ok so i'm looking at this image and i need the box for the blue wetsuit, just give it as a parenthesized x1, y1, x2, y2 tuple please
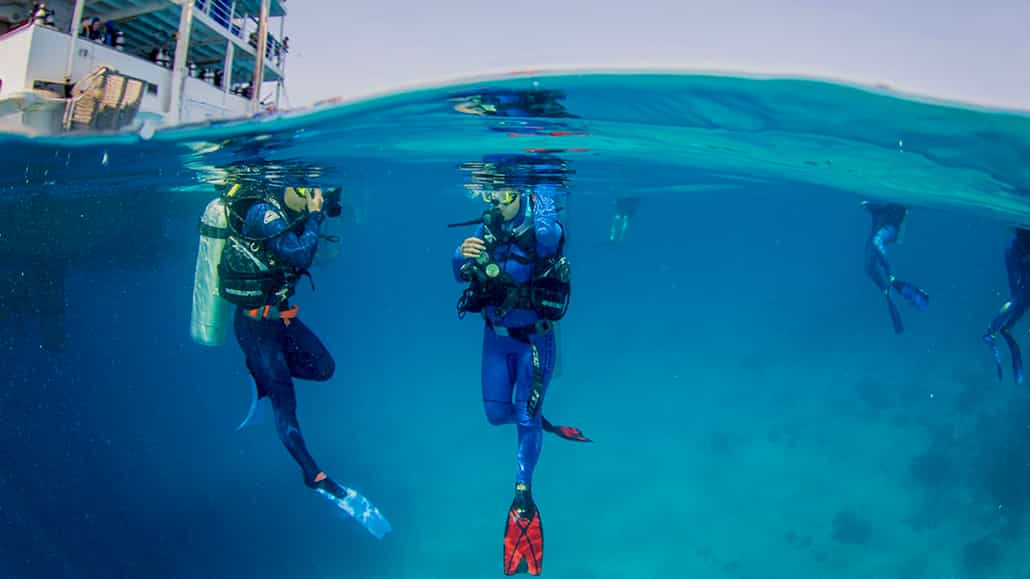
(862, 201, 929, 333)
(233, 200, 334, 485)
(984, 228, 1030, 384)
(453, 189, 563, 487)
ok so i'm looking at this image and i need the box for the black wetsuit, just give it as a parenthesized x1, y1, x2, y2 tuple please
(233, 200, 334, 485)
(984, 228, 1030, 384)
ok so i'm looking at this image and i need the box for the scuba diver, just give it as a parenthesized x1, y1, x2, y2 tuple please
(451, 176, 591, 576)
(861, 200, 929, 333)
(189, 183, 389, 539)
(451, 88, 577, 119)
(451, 89, 587, 140)
(983, 227, 1030, 384)
(609, 196, 640, 244)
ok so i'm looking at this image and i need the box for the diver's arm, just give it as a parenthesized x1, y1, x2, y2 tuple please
(532, 189, 562, 256)
(453, 224, 485, 282)
(253, 205, 324, 270)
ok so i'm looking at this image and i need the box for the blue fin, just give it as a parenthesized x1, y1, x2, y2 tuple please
(892, 280, 929, 312)
(237, 382, 271, 431)
(314, 479, 392, 539)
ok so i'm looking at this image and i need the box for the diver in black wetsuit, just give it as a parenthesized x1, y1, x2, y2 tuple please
(862, 201, 929, 333)
(983, 227, 1030, 384)
(211, 184, 389, 538)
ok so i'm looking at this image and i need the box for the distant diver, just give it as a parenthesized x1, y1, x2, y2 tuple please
(452, 171, 590, 575)
(983, 227, 1030, 384)
(452, 88, 577, 119)
(189, 183, 390, 539)
(861, 201, 929, 333)
(609, 196, 640, 244)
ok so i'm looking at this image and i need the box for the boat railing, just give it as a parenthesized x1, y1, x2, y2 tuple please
(196, 0, 243, 38)
(193, 0, 285, 66)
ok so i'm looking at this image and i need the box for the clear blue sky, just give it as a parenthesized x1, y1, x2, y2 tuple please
(279, 0, 1029, 111)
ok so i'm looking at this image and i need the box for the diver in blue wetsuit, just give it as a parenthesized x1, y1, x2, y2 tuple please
(452, 183, 588, 575)
(218, 185, 390, 539)
(983, 227, 1030, 384)
(862, 201, 929, 333)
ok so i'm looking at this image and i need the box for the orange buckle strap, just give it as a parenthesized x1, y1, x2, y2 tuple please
(244, 305, 272, 319)
(279, 305, 299, 326)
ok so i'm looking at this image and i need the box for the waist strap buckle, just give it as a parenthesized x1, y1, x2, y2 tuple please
(245, 304, 300, 325)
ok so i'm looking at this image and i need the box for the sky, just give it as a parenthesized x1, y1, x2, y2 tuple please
(279, 0, 1030, 111)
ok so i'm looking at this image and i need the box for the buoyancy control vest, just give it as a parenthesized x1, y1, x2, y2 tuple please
(217, 193, 304, 309)
(457, 196, 571, 322)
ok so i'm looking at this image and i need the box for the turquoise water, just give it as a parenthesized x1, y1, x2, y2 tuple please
(2, 72, 1030, 578)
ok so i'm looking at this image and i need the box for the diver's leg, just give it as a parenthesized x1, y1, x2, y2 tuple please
(503, 333, 550, 577)
(864, 229, 893, 293)
(865, 227, 907, 332)
(235, 312, 321, 484)
(276, 323, 389, 538)
(1000, 327, 1024, 385)
(876, 224, 928, 312)
(1001, 297, 1027, 383)
(483, 329, 518, 426)
(867, 236, 903, 332)
(985, 301, 1016, 381)
(985, 292, 1027, 382)
(284, 317, 335, 382)
(512, 330, 556, 487)
(885, 295, 905, 334)
(987, 299, 1023, 336)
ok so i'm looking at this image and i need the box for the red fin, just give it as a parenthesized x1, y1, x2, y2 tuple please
(503, 504, 543, 575)
(555, 426, 592, 443)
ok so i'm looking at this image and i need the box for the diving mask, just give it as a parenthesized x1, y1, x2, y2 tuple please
(480, 188, 519, 206)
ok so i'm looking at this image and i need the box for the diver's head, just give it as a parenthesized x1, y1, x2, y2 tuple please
(283, 186, 321, 212)
(486, 188, 521, 221)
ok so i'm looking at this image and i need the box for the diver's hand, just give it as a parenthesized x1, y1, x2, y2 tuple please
(307, 189, 324, 213)
(461, 237, 486, 259)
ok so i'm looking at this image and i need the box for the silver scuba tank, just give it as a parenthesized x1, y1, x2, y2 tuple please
(190, 197, 231, 346)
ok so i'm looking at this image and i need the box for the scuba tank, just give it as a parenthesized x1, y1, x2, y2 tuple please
(190, 196, 232, 346)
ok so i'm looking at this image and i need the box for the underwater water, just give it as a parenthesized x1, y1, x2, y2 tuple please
(2, 72, 1030, 579)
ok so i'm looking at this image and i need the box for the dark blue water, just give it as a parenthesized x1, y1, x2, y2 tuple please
(2, 72, 1030, 578)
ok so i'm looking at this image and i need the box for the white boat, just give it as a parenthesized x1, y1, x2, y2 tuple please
(0, 0, 288, 134)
